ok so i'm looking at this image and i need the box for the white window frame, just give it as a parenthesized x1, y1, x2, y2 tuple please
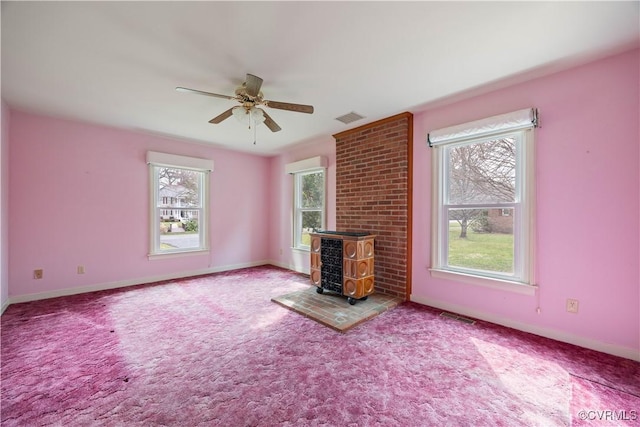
(293, 168, 326, 251)
(147, 152, 213, 259)
(285, 156, 328, 251)
(429, 109, 537, 294)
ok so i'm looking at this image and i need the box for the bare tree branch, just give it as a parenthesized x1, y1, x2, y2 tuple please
(447, 137, 516, 238)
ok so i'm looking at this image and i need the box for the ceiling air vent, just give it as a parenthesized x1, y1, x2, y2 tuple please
(335, 111, 365, 125)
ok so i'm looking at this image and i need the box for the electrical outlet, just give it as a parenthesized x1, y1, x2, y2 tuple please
(77, 265, 85, 274)
(566, 298, 579, 313)
(33, 269, 43, 279)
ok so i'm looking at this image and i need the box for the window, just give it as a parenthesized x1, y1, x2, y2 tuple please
(293, 169, 325, 249)
(429, 109, 537, 289)
(285, 156, 328, 251)
(147, 152, 213, 258)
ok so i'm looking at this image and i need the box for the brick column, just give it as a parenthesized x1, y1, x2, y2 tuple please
(333, 113, 412, 300)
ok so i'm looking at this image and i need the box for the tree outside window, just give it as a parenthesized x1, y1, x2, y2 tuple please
(295, 170, 324, 249)
(445, 137, 517, 274)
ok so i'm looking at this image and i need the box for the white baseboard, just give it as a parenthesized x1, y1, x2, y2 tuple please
(1, 298, 9, 315)
(268, 260, 309, 275)
(6, 260, 272, 306)
(268, 260, 289, 270)
(410, 294, 640, 362)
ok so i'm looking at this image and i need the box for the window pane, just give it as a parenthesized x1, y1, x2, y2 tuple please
(300, 172, 323, 208)
(157, 167, 201, 208)
(300, 210, 322, 246)
(447, 137, 516, 204)
(150, 159, 208, 257)
(447, 208, 514, 274)
(160, 215, 201, 251)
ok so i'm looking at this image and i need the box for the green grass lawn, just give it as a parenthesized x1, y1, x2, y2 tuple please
(448, 222, 513, 273)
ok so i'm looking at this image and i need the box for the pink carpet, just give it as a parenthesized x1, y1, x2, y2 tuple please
(1, 265, 638, 426)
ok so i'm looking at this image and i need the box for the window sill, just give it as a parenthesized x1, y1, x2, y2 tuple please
(429, 268, 537, 296)
(148, 249, 210, 260)
(291, 247, 310, 253)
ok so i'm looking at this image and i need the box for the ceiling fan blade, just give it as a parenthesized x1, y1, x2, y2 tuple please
(176, 87, 234, 100)
(245, 74, 263, 97)
(208, 108, 234, 124)
(262, 110, 282, 132)
(265, 100, 314, 114)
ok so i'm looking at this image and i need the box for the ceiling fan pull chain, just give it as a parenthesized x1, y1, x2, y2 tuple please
(253, 120, 257, 145)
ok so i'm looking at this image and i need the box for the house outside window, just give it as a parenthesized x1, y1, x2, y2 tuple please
(429, 109, 537, 290)
(147, 151, 213, 258)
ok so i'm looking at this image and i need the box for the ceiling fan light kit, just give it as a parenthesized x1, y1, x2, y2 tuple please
(232, 106, 265, 128)
(177, 73, 314, 140)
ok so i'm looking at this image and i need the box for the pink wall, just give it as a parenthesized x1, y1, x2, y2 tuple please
(1, 101, 9, 310)
(269, 136, 336, 273)
(9, 111, 271, 298)
(412, 49, 640, 356)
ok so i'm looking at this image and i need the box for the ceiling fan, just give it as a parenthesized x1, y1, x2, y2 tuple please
(176, 74, 314, 133)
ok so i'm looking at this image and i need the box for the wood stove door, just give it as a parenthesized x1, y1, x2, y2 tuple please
(320, 238, 343, 293)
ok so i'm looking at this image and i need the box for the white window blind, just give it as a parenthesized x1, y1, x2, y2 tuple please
(285, 156, 327, 174)
(147, 151, 214, 172)
(428, 108, 538, 147)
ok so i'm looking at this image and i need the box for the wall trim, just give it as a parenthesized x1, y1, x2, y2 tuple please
(5, 260, 271, 306)
(269, 259, 309, 276)
(1, 299, 9, 315)
(410, 294, 640, 362)
(406, 113, 413, 302)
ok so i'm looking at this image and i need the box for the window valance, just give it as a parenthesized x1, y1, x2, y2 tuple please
(428, 108, 539, 147)
(146, 151, 214, 172)
(285, 156, 327, 174)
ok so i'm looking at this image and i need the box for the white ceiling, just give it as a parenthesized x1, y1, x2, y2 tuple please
(2, 1, 638, 156)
